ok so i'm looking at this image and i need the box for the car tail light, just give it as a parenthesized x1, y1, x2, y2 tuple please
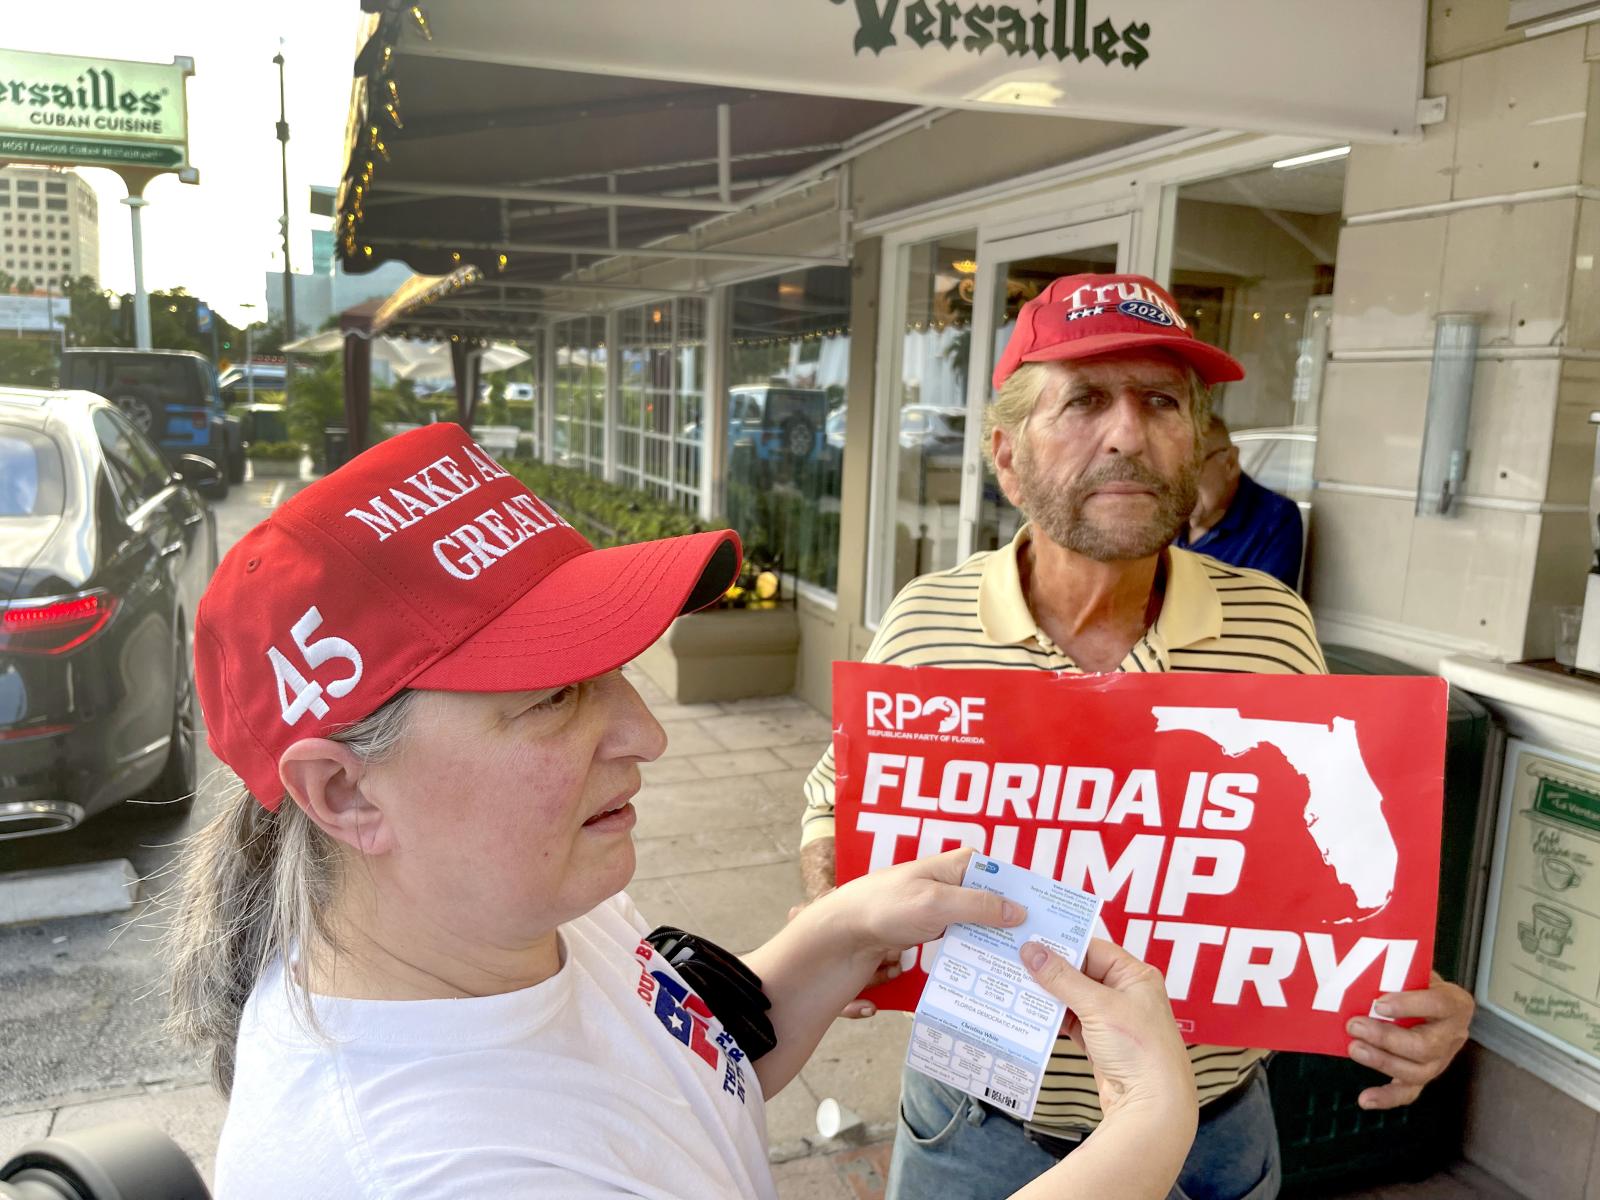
(0, 723, 73, 741)
(0, 591, 118, 654)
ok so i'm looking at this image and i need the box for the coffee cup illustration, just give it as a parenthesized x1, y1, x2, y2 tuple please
(1518, 921, 1540, 953)
(1543, 857, 1580, 891)
(1533, 904, 1574, 957)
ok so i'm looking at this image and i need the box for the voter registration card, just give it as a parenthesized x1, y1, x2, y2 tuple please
(907, 855, 1102, 1122)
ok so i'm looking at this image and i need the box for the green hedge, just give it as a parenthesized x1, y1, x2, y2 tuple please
(725, 448, 842, 593)
(501, 463, 800, 610)
(247, 440, 304, 462)
(505, 461, 724, 547)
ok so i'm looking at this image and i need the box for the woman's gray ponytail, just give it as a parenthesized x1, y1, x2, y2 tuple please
(160, 690, 419, 1096)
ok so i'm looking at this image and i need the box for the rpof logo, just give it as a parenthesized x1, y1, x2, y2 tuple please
(866, 691, 985, 735)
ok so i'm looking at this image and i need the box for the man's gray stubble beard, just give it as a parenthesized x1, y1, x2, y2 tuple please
(1015, 439, 1199, 562)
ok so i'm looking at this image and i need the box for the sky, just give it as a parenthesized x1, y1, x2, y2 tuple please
(2, 1, 367, 325)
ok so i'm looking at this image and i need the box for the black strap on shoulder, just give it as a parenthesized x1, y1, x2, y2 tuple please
(645, 926, 777, 1063)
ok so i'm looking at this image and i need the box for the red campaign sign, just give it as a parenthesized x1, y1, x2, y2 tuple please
(832, 663, 1448, 1056)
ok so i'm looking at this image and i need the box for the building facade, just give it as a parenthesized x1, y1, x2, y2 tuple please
(338, 2, 1600, 1193)
(0, 165, 99, 287)
(529, 13, 1600, 1193)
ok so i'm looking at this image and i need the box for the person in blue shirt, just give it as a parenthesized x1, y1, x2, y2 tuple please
(1177, 415, 1304, 589)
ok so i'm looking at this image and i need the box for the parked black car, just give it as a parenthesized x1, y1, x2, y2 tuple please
(0, 388, 219, 839)
(58, 348, 244, 495)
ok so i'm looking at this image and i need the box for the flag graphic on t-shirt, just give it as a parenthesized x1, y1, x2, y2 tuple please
(633, 940, 750, 1105)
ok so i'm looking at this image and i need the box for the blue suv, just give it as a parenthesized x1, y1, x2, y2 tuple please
(59, 348, 243, 497)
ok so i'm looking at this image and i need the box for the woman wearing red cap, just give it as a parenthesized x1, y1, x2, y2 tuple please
(161, 424, 1196, 1199)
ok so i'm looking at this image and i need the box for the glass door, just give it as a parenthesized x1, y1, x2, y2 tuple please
(874, 230, 980, 619)
(959, 216, 1132, 556)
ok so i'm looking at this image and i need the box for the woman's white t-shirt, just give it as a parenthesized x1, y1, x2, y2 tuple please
(213, 895, 775, 1199)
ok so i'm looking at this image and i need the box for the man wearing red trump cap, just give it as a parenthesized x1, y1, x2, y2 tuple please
(797, 275, 1474, 1200)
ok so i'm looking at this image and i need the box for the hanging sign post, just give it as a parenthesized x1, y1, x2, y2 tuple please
(0, 50, 197, 349)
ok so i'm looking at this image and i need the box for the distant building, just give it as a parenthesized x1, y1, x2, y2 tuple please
(265, 251, 413, 337)
(311, 229, 335, 276)
(0, 166, 99, 288)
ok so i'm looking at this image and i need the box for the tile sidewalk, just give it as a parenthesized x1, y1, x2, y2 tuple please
(1, 669, 1531, 1200)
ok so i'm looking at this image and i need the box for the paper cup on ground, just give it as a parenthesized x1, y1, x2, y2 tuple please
(816, 1097, 862, 1139)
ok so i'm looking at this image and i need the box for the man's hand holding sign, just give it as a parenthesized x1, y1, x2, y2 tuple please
(799, 271, 1474, 1200)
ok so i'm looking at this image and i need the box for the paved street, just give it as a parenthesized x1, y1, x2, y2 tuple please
(0, 470, 1531, 1200)
(0, 473, 303, 1119)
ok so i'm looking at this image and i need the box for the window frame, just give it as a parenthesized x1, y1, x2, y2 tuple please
(722, 263, 854, 599)
(92, 407, 171, 517)
(612, 297, 706, 513)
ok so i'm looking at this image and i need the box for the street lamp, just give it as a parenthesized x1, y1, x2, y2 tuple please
(274, 40, 295, 405)
(44, 273, 64, 359)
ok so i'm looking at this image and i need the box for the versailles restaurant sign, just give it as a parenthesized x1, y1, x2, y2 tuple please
(413, 0, 1428, 140)
(0, 50, 192, 173)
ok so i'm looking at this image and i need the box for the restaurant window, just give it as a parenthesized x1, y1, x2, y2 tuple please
(552, 315, 606, 478)
(616, 297, 705, 512)
(725, 266, 852, 593)
(1167, 154, 1345, 505)
(876, 231, 977, 616)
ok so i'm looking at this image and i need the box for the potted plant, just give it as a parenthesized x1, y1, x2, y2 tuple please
(505, 462, 799, 703)
(634, 554, 798, 704)
(247, 440, 305, 479)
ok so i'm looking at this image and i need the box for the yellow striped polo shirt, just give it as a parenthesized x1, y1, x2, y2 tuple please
(800, 525, 1327, 1131)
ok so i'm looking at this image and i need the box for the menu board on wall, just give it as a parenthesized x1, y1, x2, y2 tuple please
(1480, 740, 1600, 1065)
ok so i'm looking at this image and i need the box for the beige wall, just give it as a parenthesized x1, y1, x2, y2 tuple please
(1458, 1041, 1600, 1200)
(1310, 21, 1600, 667)
(1323, 14, 1600, 1175)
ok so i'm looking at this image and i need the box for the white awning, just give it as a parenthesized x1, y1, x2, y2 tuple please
(282, 330, 528, 380)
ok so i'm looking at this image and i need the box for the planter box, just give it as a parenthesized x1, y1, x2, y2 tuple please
(249, 458, 302, 478)
(635, 607, 799, 704)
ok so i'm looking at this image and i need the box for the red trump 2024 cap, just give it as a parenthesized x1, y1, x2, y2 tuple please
(194, 423, 740, 810)
(991, 273, 1245, 391)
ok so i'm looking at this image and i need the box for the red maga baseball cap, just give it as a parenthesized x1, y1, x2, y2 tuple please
(991, 273, 1244, 391)
(195, 423, 740, 810)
